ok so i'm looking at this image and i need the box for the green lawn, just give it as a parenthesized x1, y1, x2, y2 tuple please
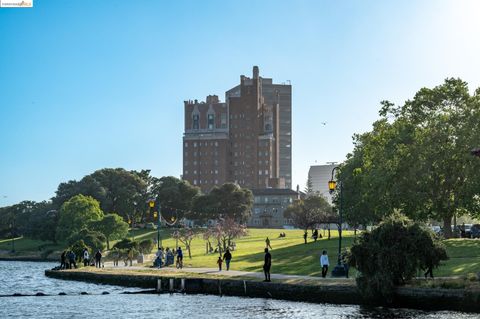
(2, 228, 480, 278)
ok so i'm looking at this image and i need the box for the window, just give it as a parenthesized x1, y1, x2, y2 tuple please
(193, 179, 197, 185)
(184, 170, 188, 174)
(192, 114, 199, 129)
(259, 170, 262, 175)
(194, 142, 197, 147)
(265, 170, 269, 175)
(221, 113, 227, 128)
(215, 141, 218, 147)
(208, 114, 214, 130)
(184, 142, 188, 147)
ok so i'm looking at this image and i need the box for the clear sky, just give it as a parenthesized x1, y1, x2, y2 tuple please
(1, 0, 480, 207)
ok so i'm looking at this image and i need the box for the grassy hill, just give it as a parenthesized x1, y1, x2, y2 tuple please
(1, 228, 479, 277)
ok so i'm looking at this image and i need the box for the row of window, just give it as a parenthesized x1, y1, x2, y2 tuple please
(185, 141, 220, 148)
(193, 179, 219, 185)
(254, 197, 294, 204)
(258, 170, 269, 175)
(185, 160, 220, 166)
(185, 151, 220, 157)
(191, 113, 227, 130)
(185, 170, 219, 175)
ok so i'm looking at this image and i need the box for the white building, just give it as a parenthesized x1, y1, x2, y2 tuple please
(308, 164, 337, 203)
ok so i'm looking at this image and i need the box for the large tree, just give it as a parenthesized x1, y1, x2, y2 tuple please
(90, 213, 129, 249)
(191, 183, 253, 223)
(338, 79, 480, 237)
(56, 194, 104, 241)
(284, 195, 333, 232)
(151, 176, 200, 221)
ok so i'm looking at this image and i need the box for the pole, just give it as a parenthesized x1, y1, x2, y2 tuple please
(157, 203, 161, 249)
(337, 181, 343, 266)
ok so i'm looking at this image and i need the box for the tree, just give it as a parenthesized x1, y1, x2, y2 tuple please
(56, 195, 104, 241)
(284, 195, 333, 233)
(90, 213, 129, 249)
(338, 79, 480, 237)
(151, 176, 200, 221)
(204, 218, 247, 256)
(348, 212, 448, 303)
(67, 228, 106, 252)
(172, 227, 196, 259)
(192, 183, 253, 223)
(304, 173, 315, 196)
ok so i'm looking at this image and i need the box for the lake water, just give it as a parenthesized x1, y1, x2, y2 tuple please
(0, 261, 477, 319)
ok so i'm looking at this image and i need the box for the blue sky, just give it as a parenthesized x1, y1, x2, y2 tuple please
(1, 0, 480, 206)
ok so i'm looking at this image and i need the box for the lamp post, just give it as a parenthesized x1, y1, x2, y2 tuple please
(328, 166, 346, 277)
(150, 199, 162, 249)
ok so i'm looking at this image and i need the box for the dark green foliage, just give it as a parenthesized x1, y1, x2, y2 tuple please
(70, 240, 89, 261)
(67, 228, 106, 252)
(339, 79, 480, 235)
(113, 238, 138, 250)
(138, 239, 154, 254)
(56, 195, 104, 241)
(349, 212, 448, 302)
(90, 213, 129, 249)
(284, 195, 334, 231)
(192, 183, 253, 223)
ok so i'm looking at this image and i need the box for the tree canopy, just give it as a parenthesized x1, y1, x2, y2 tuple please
(284, 195, 333, 231)
(56, 194, 104, 241)
(338, 78, 480, 236)
(90, 213, 129, 249)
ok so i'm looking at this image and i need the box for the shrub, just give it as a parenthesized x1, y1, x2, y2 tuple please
(67, 228, 106, 252)
(348, 212, 448, 303)
(138, 239, 154, 254)
(112, 238, 138, 250)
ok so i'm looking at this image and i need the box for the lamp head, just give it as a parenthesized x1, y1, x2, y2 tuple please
(328, 180, 337, 193)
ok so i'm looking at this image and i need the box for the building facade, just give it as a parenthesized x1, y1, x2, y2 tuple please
(308, 164, 337, 203)
(183, 66, 292, 193)
(247, 188, 301, 228)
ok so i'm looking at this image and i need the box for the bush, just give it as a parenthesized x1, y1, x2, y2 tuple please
(138, 239, 154, 254)
(67, 228, 106, 252)
(348, 212, 448, 303)
(112, 238, 138, 250)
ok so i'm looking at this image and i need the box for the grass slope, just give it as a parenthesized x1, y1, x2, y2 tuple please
(1, 228, 479, 277)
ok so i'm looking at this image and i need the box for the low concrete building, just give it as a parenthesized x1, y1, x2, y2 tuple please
(248, 188, 301, 228)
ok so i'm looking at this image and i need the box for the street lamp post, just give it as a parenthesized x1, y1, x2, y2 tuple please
(328, 166, 346, 277)
(150, 200, 162, 249)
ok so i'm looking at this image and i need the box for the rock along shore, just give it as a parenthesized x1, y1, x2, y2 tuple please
(45, 270, 480, 313)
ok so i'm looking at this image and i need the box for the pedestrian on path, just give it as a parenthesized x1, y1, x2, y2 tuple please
(217, 257, 223, 271)
(83, 248, 90, 267)
(265, 237, 272, 250)
(223, 249, 232, 271)
(95, 250, 102, 268)
(263, 248, 271, 282)
(320, 250, 329, 278)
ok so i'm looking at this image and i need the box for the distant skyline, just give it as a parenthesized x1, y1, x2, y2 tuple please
(1, 0, 480, 206)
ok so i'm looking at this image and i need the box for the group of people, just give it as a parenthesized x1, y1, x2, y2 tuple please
(154, 246, 183, 269)
(59, 249, 103, 269)
(304, 229, 322, 244)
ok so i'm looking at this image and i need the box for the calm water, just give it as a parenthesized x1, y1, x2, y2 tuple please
(0, 261, 477, 319)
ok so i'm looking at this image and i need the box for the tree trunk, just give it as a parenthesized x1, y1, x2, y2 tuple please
(328, 225, 331, 240)
(443, 215, 452, 239)
(187, 244, 192, 259)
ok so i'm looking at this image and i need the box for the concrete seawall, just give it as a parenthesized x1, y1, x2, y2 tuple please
(44, 270, 480, 313)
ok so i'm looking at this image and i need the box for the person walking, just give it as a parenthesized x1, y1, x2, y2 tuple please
(320, 250, 329, 278)
(265, 237, 272, 250)
(313, 229, 319, 242)
(94, 250, 102, 268)
(217, 256, 223, 271)
(155, 248, 164, 268)
(223, 249, 232, 271)
(303, 231, 308, 244)
(60, 251, 67, 269)
(176, 246, 183, 269)
(83, 248, 90, 267)
(263, 248, 272, 282)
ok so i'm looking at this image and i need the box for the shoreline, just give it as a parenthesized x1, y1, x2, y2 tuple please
(45, 269, 480, 313)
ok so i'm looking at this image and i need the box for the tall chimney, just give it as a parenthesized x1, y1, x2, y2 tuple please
(253, 66, 259, 79)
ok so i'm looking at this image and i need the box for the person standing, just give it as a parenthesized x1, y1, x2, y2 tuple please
(265, 237, 272, 250)
(94, 250, 102, 268)
(313, 229, 318, 242)
(60, 251, 67, 269)
(83, 248, 90, 267)
(263, 248, 272, 282)
(68, 250, 77, 269)
(217, 256, 223, 271)
(223, 249, 232, 271)
(303, 231, 308, 244)
(320, 250, 329, 278)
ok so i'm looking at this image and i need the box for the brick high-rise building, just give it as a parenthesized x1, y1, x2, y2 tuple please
(183, 66, 292, 193)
